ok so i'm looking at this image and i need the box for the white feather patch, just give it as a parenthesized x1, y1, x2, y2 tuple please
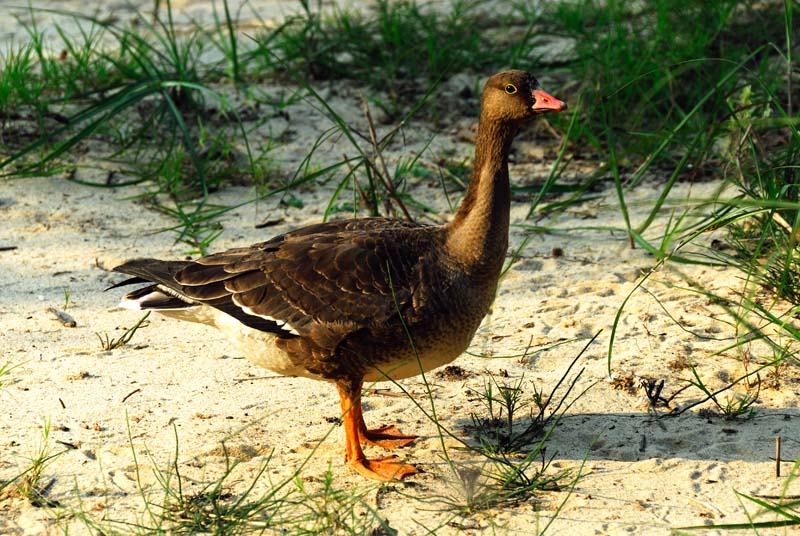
(119, 286, 197, 311)
(232, 295, 299, 335)
(156, 285, 198, 303)
(119, 296, 145, 311)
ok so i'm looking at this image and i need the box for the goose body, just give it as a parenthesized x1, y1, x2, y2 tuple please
(113, 70, 565, 480)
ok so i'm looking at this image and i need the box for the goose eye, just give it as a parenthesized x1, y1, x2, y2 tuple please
(504, 84, 517, 94)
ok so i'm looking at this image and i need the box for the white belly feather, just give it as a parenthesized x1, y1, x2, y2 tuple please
(123, 298, 468, 383)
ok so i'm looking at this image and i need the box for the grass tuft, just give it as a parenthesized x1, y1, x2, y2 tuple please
(96, 311, 150, 350)
(2, 419, 64, 508)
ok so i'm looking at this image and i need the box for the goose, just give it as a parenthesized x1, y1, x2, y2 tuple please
(112, 70, 566, 481)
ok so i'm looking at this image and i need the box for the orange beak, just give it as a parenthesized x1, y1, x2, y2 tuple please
(532, 88, 567, 113)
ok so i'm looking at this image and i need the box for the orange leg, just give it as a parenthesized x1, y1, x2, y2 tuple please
(337, 379, 418, 481)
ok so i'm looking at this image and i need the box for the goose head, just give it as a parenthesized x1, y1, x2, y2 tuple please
(480, 70, 566, 124)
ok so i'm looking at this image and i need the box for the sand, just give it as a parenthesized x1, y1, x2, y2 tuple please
(1, 2, 799, 535)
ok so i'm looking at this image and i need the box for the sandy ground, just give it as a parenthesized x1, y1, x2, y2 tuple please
(2, 2, 800, 535)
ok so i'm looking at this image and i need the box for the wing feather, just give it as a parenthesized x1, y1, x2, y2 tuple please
(178, 263, 236, 285)
(116, 217, 435, 353)
(224, 270, 268, 293)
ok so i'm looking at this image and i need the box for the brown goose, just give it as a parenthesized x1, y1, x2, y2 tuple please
(112, 70, 565, 481)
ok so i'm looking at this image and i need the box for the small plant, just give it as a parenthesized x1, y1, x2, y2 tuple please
(0, 359, 23, 391)
(763, 344, 795, 387)
(6, 418, 63, 507)
(420, 415, 584, 525)
(689, 366, 761, 421)
(468, 340, 590, 455)
(431, 455, 573, 518)
(468, 374, 533, 454)
(293, 465, 392, 534)
(423, 336, 597, 518)
(96, 311, 150, 350)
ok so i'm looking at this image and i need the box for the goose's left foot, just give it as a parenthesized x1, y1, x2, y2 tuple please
(360, 423, 417, 450)
(349, 455, 418, 481)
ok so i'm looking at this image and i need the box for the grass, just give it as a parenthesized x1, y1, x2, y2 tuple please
(95, 311, 151, 351)
(549, 0, 800, 403)
(59, 422, 395, 535)
(467, 336, 592, 456)
(0, 359, 23, 391)
(25, 299, 594, 534)
(1, 0, 799, 532)
(252, 0, 554, 118)
(2, 419, 64, 508)
(34, 342, 588, 535)
(1, 1, 261, 253)
(430, 339, 593, 524)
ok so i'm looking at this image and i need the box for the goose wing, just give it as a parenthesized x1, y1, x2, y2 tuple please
(115, 218, 435, 347)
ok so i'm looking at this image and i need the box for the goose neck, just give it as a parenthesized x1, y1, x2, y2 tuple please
(446, 118, 518, 275)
